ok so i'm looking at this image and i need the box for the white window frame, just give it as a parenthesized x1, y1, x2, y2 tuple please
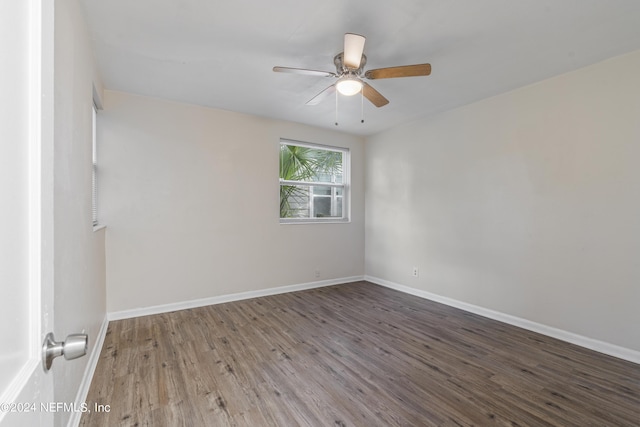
(279, 139, 350, 224)
(91, 103, 98, 227)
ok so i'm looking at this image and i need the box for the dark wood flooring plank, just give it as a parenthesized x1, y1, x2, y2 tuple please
(81, 281, 640, 426)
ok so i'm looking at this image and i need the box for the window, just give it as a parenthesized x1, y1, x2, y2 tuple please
(92, 103, 98, 226)
(279, 139, 349, 223)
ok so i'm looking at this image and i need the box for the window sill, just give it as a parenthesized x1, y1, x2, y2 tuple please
(280, 219, 351, 225)
(93, 224, 106, 232)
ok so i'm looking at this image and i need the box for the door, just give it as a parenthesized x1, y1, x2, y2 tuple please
(0, 1, 55, 425)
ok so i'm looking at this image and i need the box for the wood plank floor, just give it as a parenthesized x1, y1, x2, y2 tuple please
(81, 281, 640, 426)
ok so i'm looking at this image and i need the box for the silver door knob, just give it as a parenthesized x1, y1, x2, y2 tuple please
(42, 332, 88, 372)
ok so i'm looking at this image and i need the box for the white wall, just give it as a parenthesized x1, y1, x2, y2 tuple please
(365, 50, 640, 352)
(53, 1, 106, 425)
(100, 91, 365, 312)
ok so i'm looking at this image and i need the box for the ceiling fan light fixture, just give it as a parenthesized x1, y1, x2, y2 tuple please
(336, 76, 363, 96)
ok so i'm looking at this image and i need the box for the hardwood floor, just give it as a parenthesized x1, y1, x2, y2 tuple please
(81, 281, 640, 426)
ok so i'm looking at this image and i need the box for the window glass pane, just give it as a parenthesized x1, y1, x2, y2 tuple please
(280, 185, 310, 218)
(313, 185, 341, 218)
(279, 144, 342, 183)
(313, 197, 332, 217)
(312, 186, 331, 196)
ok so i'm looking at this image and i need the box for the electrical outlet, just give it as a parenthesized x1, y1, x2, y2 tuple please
(315, 269, 321, 278)
(412, 267, 419, 278)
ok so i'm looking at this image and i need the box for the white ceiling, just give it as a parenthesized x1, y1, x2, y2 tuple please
(81, 0, 640, 136)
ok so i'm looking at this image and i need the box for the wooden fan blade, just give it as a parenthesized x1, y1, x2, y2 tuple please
(365, 63, 431, 79)
(306, 84, 336, 105)
(362, 82, 389, 107)
(344, 33, 365, 69)
(273, 66, 336, 77)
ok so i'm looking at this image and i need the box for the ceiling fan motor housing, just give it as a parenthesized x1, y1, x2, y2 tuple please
(334, 53, 367, 76)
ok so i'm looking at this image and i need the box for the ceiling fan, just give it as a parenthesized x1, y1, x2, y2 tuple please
(273, 33, 431, 108)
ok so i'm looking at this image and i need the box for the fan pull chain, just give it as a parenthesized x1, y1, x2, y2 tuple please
(335, 89, 339, 126)
(361, 88, 365, 123)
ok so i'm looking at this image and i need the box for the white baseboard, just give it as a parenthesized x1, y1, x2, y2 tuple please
(68, 315, 109, 427)
(108, 276, 365, 321)
(365, 275, 640, 365)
